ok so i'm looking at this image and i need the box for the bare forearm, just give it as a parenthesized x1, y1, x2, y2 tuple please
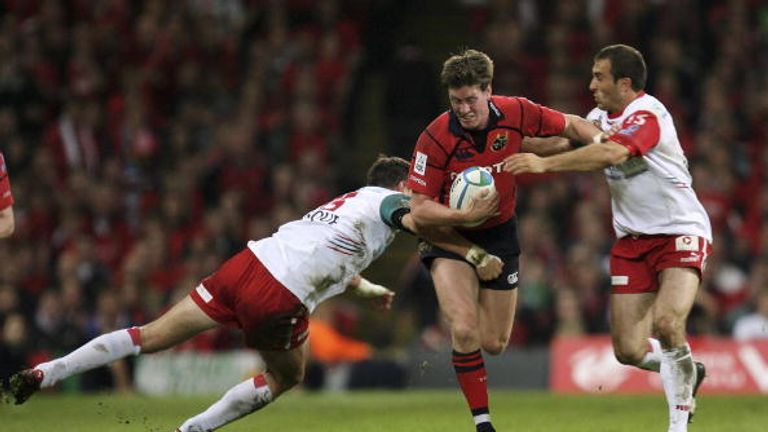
(411, 220, 474, 257)
(541, 142, 624, 172)
(561, 114, 603, 144)
(410, 198, 468, 227)
(521, 137, 573, 156)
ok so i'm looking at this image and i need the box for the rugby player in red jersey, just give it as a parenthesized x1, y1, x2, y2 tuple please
(406, 49, 602, 432)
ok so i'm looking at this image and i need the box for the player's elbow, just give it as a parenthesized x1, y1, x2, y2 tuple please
(603, 143, 631, 166)
(409, 200, 432, 226)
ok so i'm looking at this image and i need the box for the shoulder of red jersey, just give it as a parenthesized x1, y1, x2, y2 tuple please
(489, 95, 529, 113)
(423, 110, 451, 134)
(417, 110, 459, 158)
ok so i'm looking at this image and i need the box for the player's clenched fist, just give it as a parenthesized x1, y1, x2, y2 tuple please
(464, 246, 504, 281)
(475, 254, 503, 281)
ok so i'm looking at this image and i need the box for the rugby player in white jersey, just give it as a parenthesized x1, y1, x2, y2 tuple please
(504, 44, 711, 432)
(4, 155, 504, 431)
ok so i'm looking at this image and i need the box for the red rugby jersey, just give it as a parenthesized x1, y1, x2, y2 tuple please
(0, 152, 13, 210)
(407, 95, 566, 229)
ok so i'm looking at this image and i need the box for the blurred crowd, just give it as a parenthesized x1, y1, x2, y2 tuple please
(0, 0, 365, 386)
(1, 0, 767, 391)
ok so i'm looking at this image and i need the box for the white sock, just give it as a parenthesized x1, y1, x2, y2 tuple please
(178, 375, 273, 432)
(637, 338, 662, 372)
(36, 328, 141, 387)
(660, 345, 695, 432)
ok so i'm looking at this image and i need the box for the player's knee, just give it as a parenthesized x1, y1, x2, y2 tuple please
(271, 366, 304, 392)
(450, 322, 480, 348)
(653, 314, 684, 342)
(482, 336, 509, 356)
(613, 345, 645, 366)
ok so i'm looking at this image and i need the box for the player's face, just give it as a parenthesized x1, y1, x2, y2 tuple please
(589, 59, 622, 113)
(448, 85, 491, 130)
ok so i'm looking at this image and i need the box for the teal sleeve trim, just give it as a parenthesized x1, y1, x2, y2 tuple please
(379, 193, 411, 229)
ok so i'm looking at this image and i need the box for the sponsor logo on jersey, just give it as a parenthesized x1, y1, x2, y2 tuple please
(409, 175, 426, 186)
(415, 151, 428, 175)
(448, 162, 505, 180)
(617, 124, 641, 136)
(304, 209, 340, 225)
(675, 236, 699, 252)
(491, 132, 508, 151)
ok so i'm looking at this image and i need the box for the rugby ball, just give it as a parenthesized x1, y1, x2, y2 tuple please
(449, 166, 496, 227)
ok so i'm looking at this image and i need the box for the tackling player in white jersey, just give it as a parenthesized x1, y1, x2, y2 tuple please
(4, 155, 503, 432)
(504, 44, 711, 432)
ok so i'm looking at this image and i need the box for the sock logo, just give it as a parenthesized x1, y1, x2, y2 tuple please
(675, 404, 690, 411)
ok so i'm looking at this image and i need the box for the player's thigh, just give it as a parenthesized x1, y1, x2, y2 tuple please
(140, 295, 219, 353)
(479, 289, 517, 339)
(653, 267, 700, 327)
(610, 292, 655, 359)
(430, 257, 481, 323)
(259, 341, 309, 396)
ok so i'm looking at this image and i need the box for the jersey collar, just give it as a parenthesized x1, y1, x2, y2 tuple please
(608, 91, 646, 119)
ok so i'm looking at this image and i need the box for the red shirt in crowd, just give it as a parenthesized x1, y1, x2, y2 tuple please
(0, 152, 14, 210)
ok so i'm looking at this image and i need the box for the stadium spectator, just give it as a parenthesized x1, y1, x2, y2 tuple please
(504, 44, 711, 432)
(5, 156, 504, 432)
(304, 300, 407, 391)
(0, 151, 14, 238)
(0, 313, 30, 389)
(732, 287, 768, 341)
(405, 48, 612, 432)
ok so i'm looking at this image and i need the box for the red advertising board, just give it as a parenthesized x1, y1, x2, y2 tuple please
(551, 336, 768, 394)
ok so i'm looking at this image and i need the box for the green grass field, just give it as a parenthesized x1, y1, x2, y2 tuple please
(2, 390, 766, 432)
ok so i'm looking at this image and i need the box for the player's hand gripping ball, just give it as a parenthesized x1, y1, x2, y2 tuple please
(449, 166, 496, 227)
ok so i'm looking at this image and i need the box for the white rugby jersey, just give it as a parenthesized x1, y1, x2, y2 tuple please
(248, 186, 405, 312)
(586, 93, 712, 241)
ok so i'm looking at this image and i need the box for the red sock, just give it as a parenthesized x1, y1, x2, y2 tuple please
(452, 350, 490, 420)
(127, 327, 142, 351)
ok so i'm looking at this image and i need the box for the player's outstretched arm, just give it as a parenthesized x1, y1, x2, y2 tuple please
(504, 130, 631, 175)
(346, 275, 395, 310)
